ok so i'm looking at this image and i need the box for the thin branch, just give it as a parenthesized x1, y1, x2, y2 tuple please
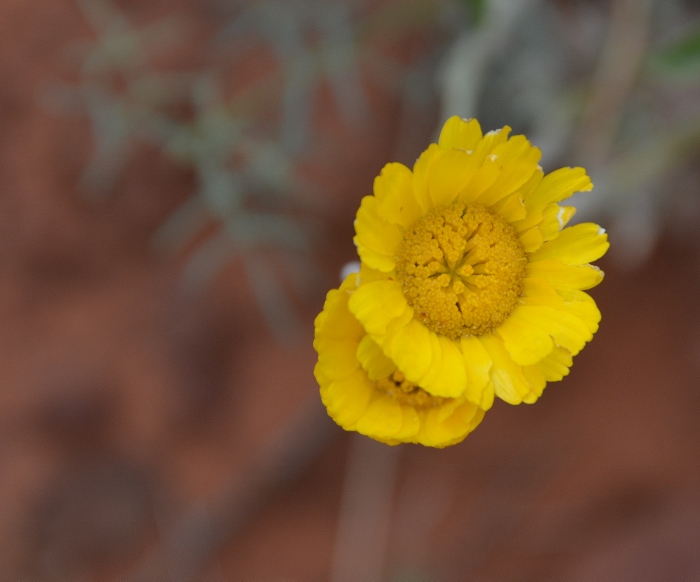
(575, 0, 654, 168)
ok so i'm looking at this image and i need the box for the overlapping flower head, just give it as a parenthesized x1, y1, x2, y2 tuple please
(314, 116, 608, 447)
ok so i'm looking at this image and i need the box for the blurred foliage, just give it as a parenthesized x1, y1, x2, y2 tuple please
(461, 0, 486, 25)
(42, 0, 461, 339)
(45, 0, 700, 327)
(440, 0, 700, 266)
(652, 22, 700, 75)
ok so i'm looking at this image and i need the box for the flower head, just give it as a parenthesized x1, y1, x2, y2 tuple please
(315, 116, 608, 446)
(314, 273, 485, 447)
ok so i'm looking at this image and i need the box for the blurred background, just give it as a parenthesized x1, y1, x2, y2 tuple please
(1, 0, 700, 580)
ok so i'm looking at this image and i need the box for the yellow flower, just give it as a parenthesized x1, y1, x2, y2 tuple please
(349, 116, 608, 410)
(314, 272, 485, 447)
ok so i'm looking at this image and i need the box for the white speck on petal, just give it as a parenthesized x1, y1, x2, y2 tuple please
(557, 207, 566, 229)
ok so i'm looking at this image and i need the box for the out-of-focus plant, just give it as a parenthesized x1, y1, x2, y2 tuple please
(42, 0, 457, 340)
(653, 22, 700, 75)
(42, 0, 700, 328)
(439, 0, 700, 267)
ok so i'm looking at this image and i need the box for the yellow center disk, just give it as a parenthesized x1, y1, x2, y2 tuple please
(396, 203, 527, 339)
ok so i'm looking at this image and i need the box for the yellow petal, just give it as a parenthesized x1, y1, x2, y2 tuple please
(373, 162, 422, 228)
(475, 135, 542, 207)
(356, 394, 404, 438)
(538, 203, 563, 241)
(458, 160, 501, 204)
(493, 192, 527, 223)
(450, 401, 486, 434)
(435, 397, 464, 423)
(322, 371, 374, 429)
(559, 206, 576, 227)
(353, 195, 403, 272)
(511, 304, 592, 356)
(356, 334, 396, 380)
(348, 280, 409, 336)
(525, 166, 592, 211)
(522, 278, 601, 334)
(521, 365, 546, 403)
(314, 277, 363, 385)
(511, 168, 546, 233)
(556, 288, 602, 333)
(382, 318, 434, 386)
(472, 126, 512, 163)
(460, 336, 494, 409)
(418, 334, 467, 398)
(537, 203, 577, 242)
(428, 148, 478, 208)
(531, 223, 609, 265)
(521, 276, 560, 299)
(519, 226, 544, 253)
(354, 246, 397, 273)
(536, 346, 573, 381)
(496, 306, 555, 366)
(459, 129, 514, 203)
(527, 259, 604, 291)
(521, 277, 600, 333)
(313, 361, 331, 387)
(479, 382, 495, 410)
(438, 116, 483, 151)
(519, 166, 545, 200)
(513, 210, 543, 234)
(479, 334, 531, 405)
(357, 263, 387, 285)
(417, 331, 442, 389)
(315, 337, 361, 380)
(421, 402, 484, 448)
(392, 405, 421, 441)
(313, 283, 363, 342)
(459, 126, 510, 204)
(412, 143, 441, 212)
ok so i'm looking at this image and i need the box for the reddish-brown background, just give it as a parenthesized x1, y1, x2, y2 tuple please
(1, 1, 700, 581)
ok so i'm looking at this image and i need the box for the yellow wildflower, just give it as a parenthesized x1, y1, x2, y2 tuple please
(314, 116, 608, 446)
(314, 273, 485, 447)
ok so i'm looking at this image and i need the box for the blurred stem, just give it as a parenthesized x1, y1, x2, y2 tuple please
(243, 254, 304, 344)
(575, 0, 654, 168)
(152, 196, 209, 254)
(439, 0, 538, 121)
(180, 229, 236, 293)
(330, 435, 401, 582)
